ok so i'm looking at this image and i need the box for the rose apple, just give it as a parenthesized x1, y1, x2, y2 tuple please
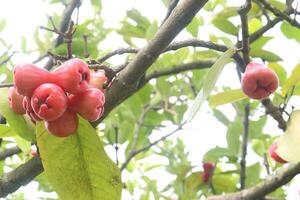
(8, 87, 26, 115)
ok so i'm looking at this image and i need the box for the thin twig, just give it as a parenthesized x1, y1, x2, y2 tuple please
(0, 83, 13, 88)
(240, 104, 250, 190)
(238, 0, 252, 65)
(121, 122, 186, 171)
(0, 146, 22, 160)
(0, 51, 16, 66)
(258, 0, 300, 28)
(263, 153, 271, 175)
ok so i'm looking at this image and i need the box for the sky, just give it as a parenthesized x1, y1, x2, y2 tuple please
(0, 0, 300, 199)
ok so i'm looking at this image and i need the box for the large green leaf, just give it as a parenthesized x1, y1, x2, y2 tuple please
(187, 47, 236, 122)
(36, 117, 122, 200)
(0, 88, 35, 141)
(245, 162, 260, 188)
(0, 124, 16, 137)
(209, 89, 246, 108)
(281, 21, 300, 42)
(250, 49, 282, 62)
(212, 18, 238, 35)
(281, 63, 300, 96)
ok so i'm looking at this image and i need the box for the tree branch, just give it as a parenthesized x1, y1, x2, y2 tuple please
(0, 157, 43, 198)
(143, 61, 213, 82)
(161, 0, 180, 25)
(44, 0, 81, 70)
(99, 0, 209, 122)
(0, 146, 21, 161)
(121, 123, 185, 171)
(207, 162, 300, 200)
(258, 0, 300, 28)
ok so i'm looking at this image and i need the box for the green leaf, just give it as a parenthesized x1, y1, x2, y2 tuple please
(187, 47, 236, 122)
(268, 63, 287, 86)
(226, 117, 242, 156)
(250, 49, 282, 62)
(281, 63, 300, 96)
(36, 117, 122, 200)
(91, 0, 102, 11)
(245, 162, 260, 187)
(280, 21, 300, 42)
(209, 89, 246, 108)
(0, 88, 35, 141)
(15, 136, 31, 154)
(204, 147, 231, 162)
(212, 109, 231, 126)
(186, 17, 203, 37)
(21, 36, 27, 52)
(248, 18, 262, 34)
(0, 124, 15, 137)
(212, 174, 238, 193)
(145, 21, 158, 41)
(250, 36, 272, 50)
(212, 18, 238, 35)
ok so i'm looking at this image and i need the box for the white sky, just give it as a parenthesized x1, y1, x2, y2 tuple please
(0, 0, 300, 199)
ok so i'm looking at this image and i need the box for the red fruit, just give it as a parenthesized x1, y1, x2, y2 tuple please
(8, 87, 26, 115)
(203, 162, 215, 173)
(13, 63, 51, 97)
(31, 83, 68, 121)
(269, 141, 287, 164)
(23, 97, 42, 122)
(68, 88, 105, 122)
(51, 58, 90, 94)
(31, 150, 38, 157)
(241, 62, 278, 100)
(201, 172, 210, 183)
(89, 70, 108, 91)
(45, 110, 78, 137)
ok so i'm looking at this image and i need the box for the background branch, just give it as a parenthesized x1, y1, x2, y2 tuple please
(0, 146, 21, 161)
(207, 162, 300, 200)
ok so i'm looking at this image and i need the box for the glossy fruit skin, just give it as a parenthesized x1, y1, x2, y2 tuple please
(202, 162, 215, 183)
(13, 63, 51, 97)
(23, 96, 42, 122)
(89, 70, 107, 91)
(51, 58, 91, 94)
(31, 83, 68, 121)
(269, 142, 287, 164)
(8, 87, 26, 115)
(45, 110, 78, 137)
(68, 88, 105, 122)
(241, 62, 279, 100)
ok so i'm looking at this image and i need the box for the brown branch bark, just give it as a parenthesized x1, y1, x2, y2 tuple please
(0, 157, 43, 198)
(98, 0, 209, 122)
(207, 162, 300, 200)
(0, 146, 21, 160)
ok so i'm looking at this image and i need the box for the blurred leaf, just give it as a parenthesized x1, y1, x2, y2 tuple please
(280, 21, 300, 42)
(204, 147, 232, 162)
(248, 18, 262, 34)
(145, 21, 158, 41)
(36, 117, 122, 200)
(281, 63, 300, 96)
(251, 139, 265, 156)
(250, 36, 272, 50)
(15, 136, 31, 154)
(213, 174, 238, 193)
(209, 89, 246, 108)
(226, 117, 242, 156)
(250, 49, 282, 62)
(0, 19, 6, 32)
(277, 110, 300, 162)
(0, 88, 35, 141)
(91, 0, 102, 12)
(212, 18, 238, 35)
(21, 36, 27, 52)
(212, 109, 231, 126)
(268, 63, 287, 86)
(0, 124, 15, 137)
(186, 17, 203, 37)
(245, 162, 260, 187)
(187, 47, 236, 122)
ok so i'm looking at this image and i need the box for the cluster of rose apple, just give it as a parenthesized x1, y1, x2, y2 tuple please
(8, 58, 107, 137)
(241, 62, 287, 163)
(201, 162, 215, 183)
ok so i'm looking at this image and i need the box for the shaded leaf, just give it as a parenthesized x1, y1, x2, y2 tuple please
(250, 49, 282, 62)
(187, 47, 236, 122)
